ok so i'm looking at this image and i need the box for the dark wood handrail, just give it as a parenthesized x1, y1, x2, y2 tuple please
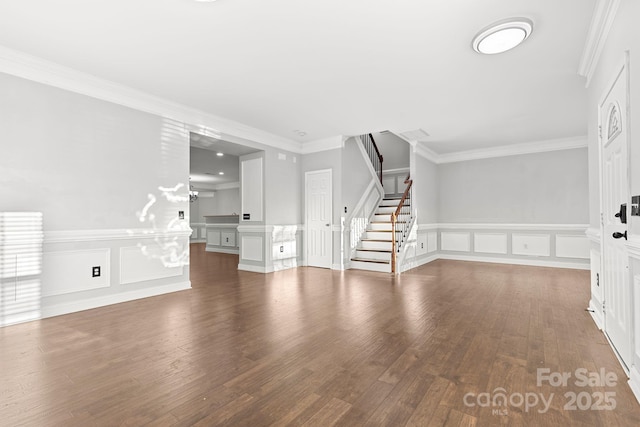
(368, 133, 383, 184)
(368, 133, 383, 164)
(391, 177, 412, 274)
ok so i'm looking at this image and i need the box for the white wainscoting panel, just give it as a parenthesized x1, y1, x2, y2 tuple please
(427, 231, 438, 253)
(42, 249, 110, 297)
(241, 235, 263, 261)
(207, 230, 221, 246)
(512, 234, 550, 257)
(441, 232, 470, 252)
(556, 235, 590, 259)
(120, 246, 184, 285)
(474, 233, 508, 254)
(417, 233, 428, 256)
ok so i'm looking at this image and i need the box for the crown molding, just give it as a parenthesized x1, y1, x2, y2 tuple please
(299, 135, 345, 154)
(436, 136, 588, 164)
(0, 45, 302, 154)
(578, 0, 621, 87)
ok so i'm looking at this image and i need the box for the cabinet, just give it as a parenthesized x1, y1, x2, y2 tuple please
(204, 215, 239, 254)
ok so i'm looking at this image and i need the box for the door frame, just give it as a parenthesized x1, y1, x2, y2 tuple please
(304, 169, 333, 268)
(598, 52, 633, 373)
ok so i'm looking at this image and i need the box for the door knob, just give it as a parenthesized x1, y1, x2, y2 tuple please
(612, 231, 627, 240)
(325, 224, 330, 226)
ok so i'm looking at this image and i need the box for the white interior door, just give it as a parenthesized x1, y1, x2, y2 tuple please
(600, 61, 631, 369)
(306, 170, 332, 268)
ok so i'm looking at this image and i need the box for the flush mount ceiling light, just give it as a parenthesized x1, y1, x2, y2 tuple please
(472, 18, 533, 54)
(216, 152, 224, 157)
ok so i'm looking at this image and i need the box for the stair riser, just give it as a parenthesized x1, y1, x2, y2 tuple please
(366, 231, 402, 240)
(380, 199, 402, 207)
(350, 261, 391, 273)
(369, 223, 393, 231)
(360, 241, 392, 251)
(355, 250, 391, 261)
(373, 214, 411, 222)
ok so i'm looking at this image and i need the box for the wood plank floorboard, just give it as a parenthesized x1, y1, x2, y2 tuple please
(1, 243, 640, 426)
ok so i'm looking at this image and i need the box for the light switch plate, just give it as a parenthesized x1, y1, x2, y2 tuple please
(631, 196, 640, 216)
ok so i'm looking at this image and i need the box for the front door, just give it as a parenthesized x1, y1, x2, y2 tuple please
(305, 170, 332, 269)
(600, 58, 631, 369)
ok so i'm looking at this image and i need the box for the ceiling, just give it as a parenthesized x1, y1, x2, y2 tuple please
(0, 0, 595, 154)
(190, 132, 261, 189)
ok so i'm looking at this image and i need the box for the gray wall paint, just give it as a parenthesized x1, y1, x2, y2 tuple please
(374, 132, 410, 170)
(190, 189, 240, 223)
(0, 72, 189, 232)
(342, 138, 374, 216)
(438, 148, 589, 224)
(265, 149, 301, 225)
(413, 152, 439, 224)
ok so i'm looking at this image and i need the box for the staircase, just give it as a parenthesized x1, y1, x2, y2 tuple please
(350, 196, 410, 273)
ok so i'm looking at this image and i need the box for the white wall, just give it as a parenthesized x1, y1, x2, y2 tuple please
(438, 148, 589, 224)
(0, 72, 190, 325)
(373, 132, 410, 170)
(1, 72, 189, 231)
(413, 152, 439, 224)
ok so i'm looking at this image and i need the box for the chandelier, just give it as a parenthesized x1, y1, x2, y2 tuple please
(189, 185, 199, 203)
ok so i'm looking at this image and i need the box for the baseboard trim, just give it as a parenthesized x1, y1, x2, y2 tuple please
(588, 299, 604, 330)
(205, 247, 240, 255)
(629, 365, 640, 405)
(437, 254, 590, 270)
(400, 253, 439, 272)
(41, 281, 191, 320)
(238, 263, 273, 273)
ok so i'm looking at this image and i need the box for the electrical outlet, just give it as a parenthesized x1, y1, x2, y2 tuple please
(280, 246, 284, 253)
(92, 266, 101, 277)
(178, 211, 185, 220)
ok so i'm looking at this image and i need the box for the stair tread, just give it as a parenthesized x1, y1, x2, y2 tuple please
(356, 248, 392, 253)
(351, 257, 390, 264)
(361, 238, 392, 242)
(370, 221, 407, 223)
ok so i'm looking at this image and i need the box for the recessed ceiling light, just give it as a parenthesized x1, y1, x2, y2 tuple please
(472, 18, 533, 55)
(216, 152, 224, 156)
(219, 172, 224, 175)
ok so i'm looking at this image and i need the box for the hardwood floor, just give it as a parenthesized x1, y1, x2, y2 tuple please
(1, 243, 640, 426)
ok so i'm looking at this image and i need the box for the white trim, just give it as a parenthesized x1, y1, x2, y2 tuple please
(213, 182, 240, 190)
(586, 227, 602, 244)
(299, 135, 345, 154)
(578, 0, 622, 87)
(237, 263, 274, 273)
(382, 167, 410, 174)
(437, 136, 588, 164)
(416, 223, 439, 231)
(629, 366, 640, 405)
(0, 44, 301, 153)
(332, 263, 346, 271)
(589, 298, 605, 330)
(626, 236, 640, 260)
(437, 254, 590, 270)
(45, 228, 192, 243)
(413, 143, 440, 164)
(41, 281, 191, 320)
(237, 225, 273, 233)
(437, 223, 589, 232)
(399, 253, 439, 273)
(205, 247, 240, 255)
